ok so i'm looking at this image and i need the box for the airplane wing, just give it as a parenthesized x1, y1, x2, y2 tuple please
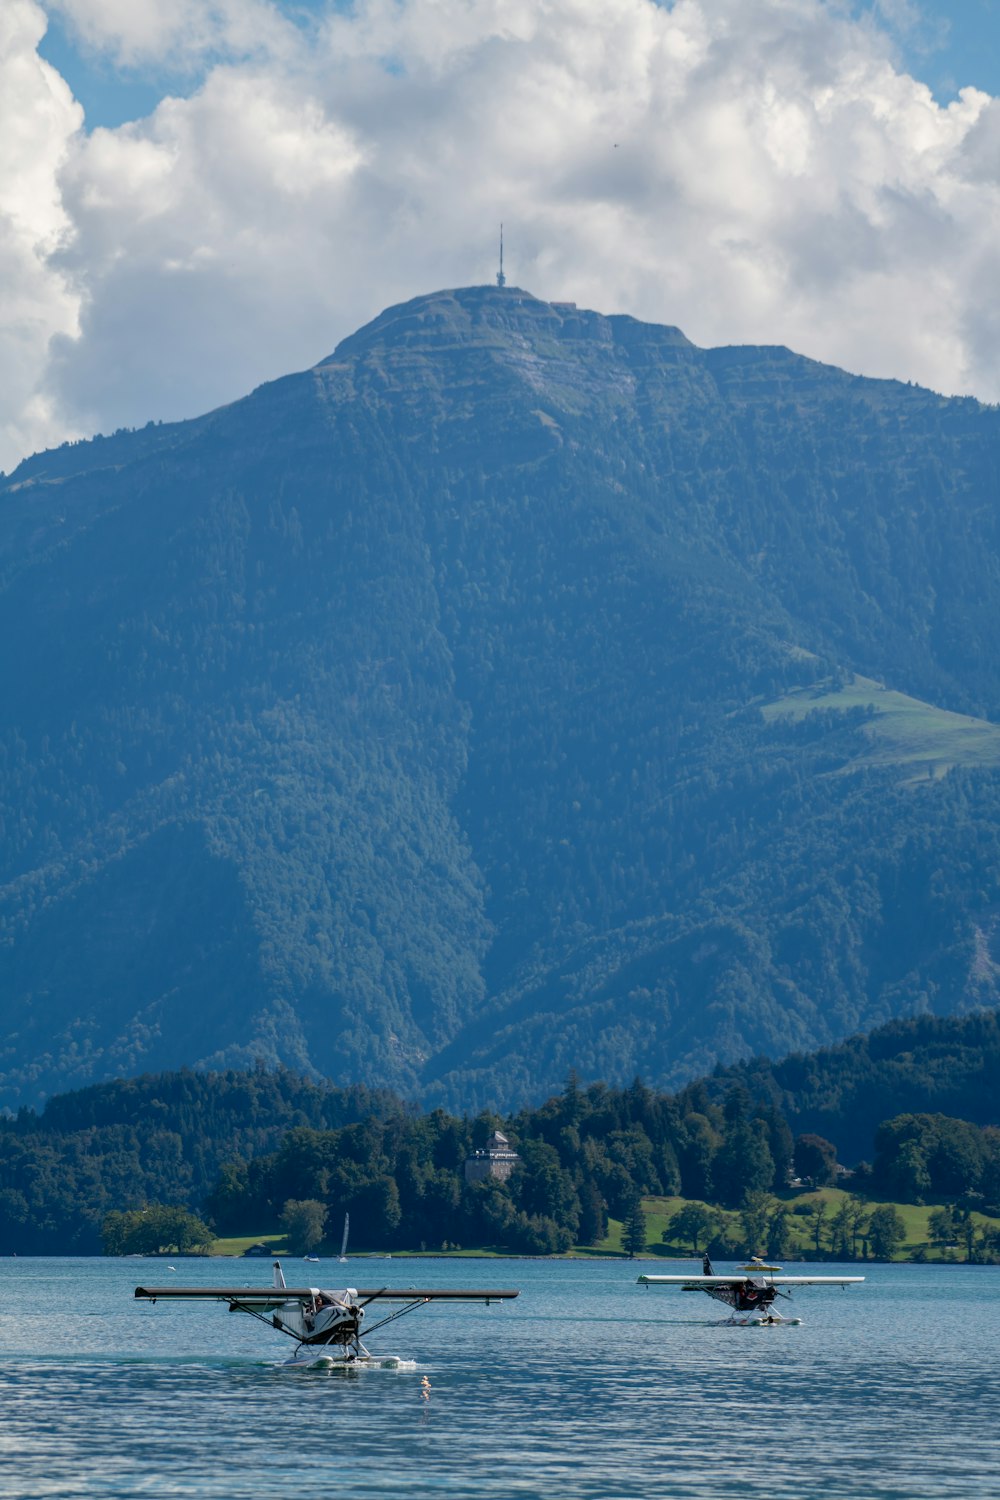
(637, 1274, 863, 1289)
(134, 1286, 518, 1305)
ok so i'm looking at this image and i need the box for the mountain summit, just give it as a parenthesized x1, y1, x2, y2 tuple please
(2, 286, 1000, 1110)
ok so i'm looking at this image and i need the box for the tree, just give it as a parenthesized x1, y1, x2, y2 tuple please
(723, 1085, 753, 1125)
(507, 1211, 569, 1255)
(867, 1204, 906, 1260)
(622, 1194, 647, 1258)
(794, 1134, 838, 1187)
(561, 1070, 585, 1127)
(713, 1120, 775, 1210)
(761, 1107, 794, 1191)
(656, 1141, 682, 1197)
(829, 1198, 854, 1258)
(766, 1206, 792, 1259)
(873, 1114, 985, 1202)
(355, 1175, 403, 1243)
(203, 1158, 250, 1233)
(738, 1190, 775, 1258)
(805, 1199, 828, 1254)
(461, 1177, 517, 1246)
(666, 1202, 716, 1254)
(280, 1198, 327, 1255)
(517, 1140, 581, 1235)
(844, 1196, 869, 1259)
(929, 1118, 985, 1198)
(101, 1205, 214, 1255)
(577, 1180, 607, 1246)
(677, 1113, 718, 1202)
(954, 1203, 980, 1263)
(927, 1206, 956, 1249)
(886, 1140, 932, 1202)
(705, 1219, 740, 1259)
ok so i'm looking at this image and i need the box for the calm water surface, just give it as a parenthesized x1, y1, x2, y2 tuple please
(0, 1257, 997, 1498)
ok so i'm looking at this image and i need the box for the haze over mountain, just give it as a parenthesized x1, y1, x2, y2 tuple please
(2, 284, 1000, 1112)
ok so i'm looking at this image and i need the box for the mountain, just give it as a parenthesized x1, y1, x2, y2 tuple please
(2, 285, 1000, 1112)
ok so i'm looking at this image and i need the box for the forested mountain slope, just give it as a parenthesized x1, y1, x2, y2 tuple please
(2, 286, 1000, 1110)
(709, 1009, 1000, 1162)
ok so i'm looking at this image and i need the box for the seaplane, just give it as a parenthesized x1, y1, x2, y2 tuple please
(637, 1255, 863, 1326)
(134, 1261, 518, 1368)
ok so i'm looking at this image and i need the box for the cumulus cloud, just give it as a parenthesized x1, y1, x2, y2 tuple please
(4, 0, 1000, 471)
(0, 0, 82, 467)
(46, 0, 297, 69)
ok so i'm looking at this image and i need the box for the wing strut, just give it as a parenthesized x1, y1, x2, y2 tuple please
(362, 1297, 433, 1338)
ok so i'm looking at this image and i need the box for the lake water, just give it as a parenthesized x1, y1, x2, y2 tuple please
(1, 1257, 998, 1498)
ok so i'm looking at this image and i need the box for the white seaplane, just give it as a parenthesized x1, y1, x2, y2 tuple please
(135, 1261, 518, 1368)
(637, 1255, 863, 1326)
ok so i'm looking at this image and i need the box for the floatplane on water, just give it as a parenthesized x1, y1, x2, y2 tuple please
(638, 1255, 864, 1326)
(135, 1261, 518, 1368)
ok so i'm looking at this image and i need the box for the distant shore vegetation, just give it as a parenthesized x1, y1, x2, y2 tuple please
(0, 1010, 998, 1262)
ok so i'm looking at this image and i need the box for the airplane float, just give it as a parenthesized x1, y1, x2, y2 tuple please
(637, 1255, 864, 1325)
(134, 1261, 518, 1368)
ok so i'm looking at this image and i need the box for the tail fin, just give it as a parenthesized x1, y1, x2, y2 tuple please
(703, 1254, 714, 1276)
(273, 1260, 286, 1290)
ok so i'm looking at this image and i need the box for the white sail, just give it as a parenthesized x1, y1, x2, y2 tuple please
(338, 1213, 349, 1262)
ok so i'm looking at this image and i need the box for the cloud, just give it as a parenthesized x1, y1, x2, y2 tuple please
(0, 1, 81, 468)
(46, 0, 297, 70)
(4, 0, 1000, 471)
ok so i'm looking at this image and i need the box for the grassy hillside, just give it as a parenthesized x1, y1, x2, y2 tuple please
(598, 1190, 1000, 1263)
(764, 673, 1000, 780)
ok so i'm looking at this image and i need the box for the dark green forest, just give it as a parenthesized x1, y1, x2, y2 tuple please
(2, 286, 1000, 1111)
(706, 1009, 1000, 1161)
(0, 1068, 397, 1253)
(3, 1010, 999, 1255)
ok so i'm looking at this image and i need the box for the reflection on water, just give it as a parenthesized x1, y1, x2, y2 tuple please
(1, 1258, 998, 1498)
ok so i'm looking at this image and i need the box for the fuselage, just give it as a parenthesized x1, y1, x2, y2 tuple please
(270, 1290, 363, 1346)
(706, 1279, 777, 1313)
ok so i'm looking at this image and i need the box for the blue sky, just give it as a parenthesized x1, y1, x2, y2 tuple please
(887, 0, 1000, 98)
(37, 1, 333, 128)
(38, 13, 168, 127)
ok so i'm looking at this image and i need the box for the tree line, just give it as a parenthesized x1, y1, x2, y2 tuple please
(0, 1012, 998, 1256)
(192, 1078, 1000, 1262)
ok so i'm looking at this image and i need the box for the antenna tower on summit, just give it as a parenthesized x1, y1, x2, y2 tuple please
(496, 224, 506, 287)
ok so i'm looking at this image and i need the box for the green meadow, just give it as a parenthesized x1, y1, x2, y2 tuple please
(211, 1232, 289, 1258)
(762, 672, 1000, 781)
(595, 1189, 1000, 1263)
(212, 1190, 1000, 1261)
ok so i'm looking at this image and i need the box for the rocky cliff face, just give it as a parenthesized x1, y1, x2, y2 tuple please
(2, 285, 1000, 1109)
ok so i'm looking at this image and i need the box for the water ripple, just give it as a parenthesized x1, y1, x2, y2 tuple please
(0, 1259, 997, 1498)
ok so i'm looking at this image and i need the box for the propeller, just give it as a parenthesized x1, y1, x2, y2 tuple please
(357, 1287, 389, 1309)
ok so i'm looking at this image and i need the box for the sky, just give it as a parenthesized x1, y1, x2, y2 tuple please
(2, 0, 1000, 472)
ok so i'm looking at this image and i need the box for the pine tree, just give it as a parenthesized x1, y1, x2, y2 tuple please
(623, 1194, 647, 1258)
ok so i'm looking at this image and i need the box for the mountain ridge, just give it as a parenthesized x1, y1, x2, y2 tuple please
(2, 285, 1000, 1110)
